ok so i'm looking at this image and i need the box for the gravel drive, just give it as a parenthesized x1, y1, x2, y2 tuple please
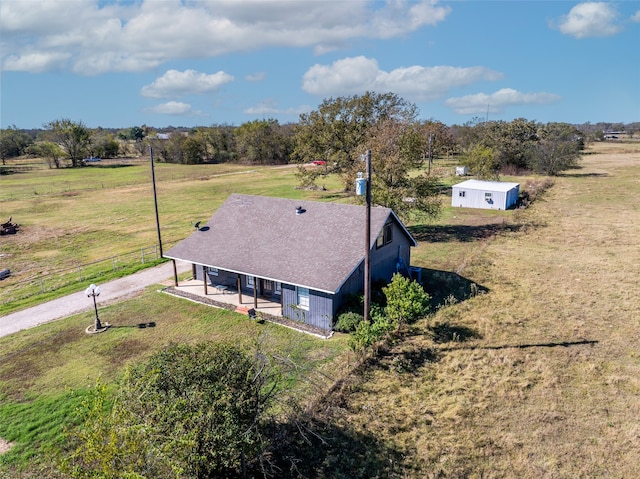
(0, 260, 191, 339)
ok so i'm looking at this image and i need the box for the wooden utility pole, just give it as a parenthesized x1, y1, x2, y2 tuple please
(363, 149, 372, 323)
(150, 146, 164, 258)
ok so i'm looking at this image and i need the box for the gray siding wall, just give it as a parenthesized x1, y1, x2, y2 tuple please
(371, 222, 413, 279)
(334, 263, 364, 318)
(195, 266, 238, 288)
(281, 284, 333, 331)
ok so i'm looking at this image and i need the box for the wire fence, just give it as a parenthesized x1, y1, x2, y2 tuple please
(0, 245, 163, 306)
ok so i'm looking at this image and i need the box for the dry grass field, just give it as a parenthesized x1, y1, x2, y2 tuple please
(316, 140, 640, 478)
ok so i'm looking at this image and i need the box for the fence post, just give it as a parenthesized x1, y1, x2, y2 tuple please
(154, 244, 158, 260)
(141, 248, 145, 264)
(112, 257, 117, 272)
(78, 266, 82, 281)
(40, 277, 45, 293)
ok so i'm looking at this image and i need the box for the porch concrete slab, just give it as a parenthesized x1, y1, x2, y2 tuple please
(171, 279, 283, 316)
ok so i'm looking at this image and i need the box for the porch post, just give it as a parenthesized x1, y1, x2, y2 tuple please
(253, 276, 258, 309)
(191, 263, 197, 279)
(172, 259, 178, 286)
(202, 265, 208, 295)
(237, 274, 243, 304)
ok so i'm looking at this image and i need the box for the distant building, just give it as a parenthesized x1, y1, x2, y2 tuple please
(452, 179, 520, 210)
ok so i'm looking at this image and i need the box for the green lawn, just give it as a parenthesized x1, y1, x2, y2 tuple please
(0, 285, 352, 473)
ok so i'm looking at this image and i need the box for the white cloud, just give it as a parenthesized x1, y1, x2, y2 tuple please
(245, 72, 266, 83)
(144, 101, 205, 116)
(554, 2, 622, 38)
(302, 56, 503, 100)
(141, 69, 234, 98)
(2, 51, 71, 73)
(631, 10, 640, 22)
(243, 99, 310, 117)
(0, 0, 451, 75)
(445, 88, 562, 115)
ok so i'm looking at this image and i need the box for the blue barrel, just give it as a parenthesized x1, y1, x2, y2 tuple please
(355, 177, 367, 196)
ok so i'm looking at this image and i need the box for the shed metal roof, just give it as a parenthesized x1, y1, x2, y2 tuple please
(452, 179, 520, 192)
(165, 194, 417, 294)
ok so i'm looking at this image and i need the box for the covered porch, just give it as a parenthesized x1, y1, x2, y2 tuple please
(168, 278, 283, 317)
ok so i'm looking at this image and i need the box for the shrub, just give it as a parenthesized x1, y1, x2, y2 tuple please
(348, 312, 396, 354)
(334, 311, 364, 333)
(383, 273, 431, 324)
(63, 342, 277, 478)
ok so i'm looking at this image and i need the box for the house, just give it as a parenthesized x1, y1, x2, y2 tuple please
(164, 194, 418, 332)
(452, 179, 520, 210)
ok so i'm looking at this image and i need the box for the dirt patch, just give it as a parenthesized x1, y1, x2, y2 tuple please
(0, 438, 13, 454)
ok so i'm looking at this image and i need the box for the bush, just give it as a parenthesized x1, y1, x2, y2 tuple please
(348, 312, 396, 354)
(63, 342, 277, 478)
(383, 273, 431, 324)
(334, 311, 364, 333)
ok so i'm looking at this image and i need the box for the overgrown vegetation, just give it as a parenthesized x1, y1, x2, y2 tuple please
(62, 342, 283, 478)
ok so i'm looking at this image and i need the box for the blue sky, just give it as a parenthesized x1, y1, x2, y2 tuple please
(1, 1, 638, 130)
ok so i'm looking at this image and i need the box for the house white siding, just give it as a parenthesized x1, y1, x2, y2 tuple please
(452, 180, 520, 210)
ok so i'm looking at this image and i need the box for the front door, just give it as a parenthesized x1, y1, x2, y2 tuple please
(260, 280, 280, 298)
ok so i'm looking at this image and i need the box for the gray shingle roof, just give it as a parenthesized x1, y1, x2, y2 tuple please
(165, 194, 416, 294)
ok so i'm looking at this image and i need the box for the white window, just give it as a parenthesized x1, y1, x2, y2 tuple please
(246, 276, 255, 290)
(275, 282, 282, 295)
(297, 287, 309, 310)
(207, 267, 219, 276)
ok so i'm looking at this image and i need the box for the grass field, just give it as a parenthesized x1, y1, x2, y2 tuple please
(1, 141, 640, 477)
(319, 140, 640, 477)
(0, 159, 346, 313)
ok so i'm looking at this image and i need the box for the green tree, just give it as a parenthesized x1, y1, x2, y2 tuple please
(366, 119, 441, 221)
(0, 125, 33, 164)
(234, 119, 292, 165)
(91, 133, 121, 159)
(182, 136, 207, 164)
(43, 118, 92, 167)
(293, 91, 418, 190)
(484, 118, 539, 171)
(27, 141, 65, 168)
(208, 125, 237, 163)
(530, 122, 583, 175)
(65, 342, 279, 479)
(419, 119, 456, 170)
(466, 143, 500, 179)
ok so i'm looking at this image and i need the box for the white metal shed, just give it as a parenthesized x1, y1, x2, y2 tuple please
(452, 179, 520, 210)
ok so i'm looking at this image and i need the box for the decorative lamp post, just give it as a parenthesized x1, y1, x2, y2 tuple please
(85, 283, 104, 332)
(356, 150, 372, 323)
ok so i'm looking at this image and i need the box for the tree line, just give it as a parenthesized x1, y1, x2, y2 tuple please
(2, 92, 638, 219)
(2, 95, 636, 172)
